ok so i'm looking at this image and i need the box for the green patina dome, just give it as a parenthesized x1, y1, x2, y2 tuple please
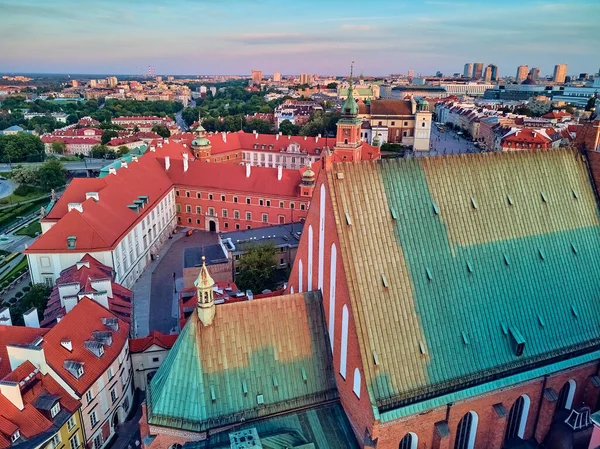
(342, 87, 359, 116)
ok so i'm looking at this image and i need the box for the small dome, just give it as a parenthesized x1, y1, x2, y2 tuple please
(342, 90, 359, 116)
(192, 137, 210, 147)
(302, 167, 315, 179)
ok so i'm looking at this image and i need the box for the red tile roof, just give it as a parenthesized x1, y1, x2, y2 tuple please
(129, 331, 178, 353)
(165, 157, 306, 198)
(370, 99, 413, 116)
(44, 178, 108, 221)
(0, 326, 48, 378)
(0, 361, 80, 449)
(41, 254, 133, 327)
(42, 298, 129, 395)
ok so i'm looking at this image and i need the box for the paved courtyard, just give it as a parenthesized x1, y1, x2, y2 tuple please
(132, 228, 218, 336)
(412, 125, 482, 158)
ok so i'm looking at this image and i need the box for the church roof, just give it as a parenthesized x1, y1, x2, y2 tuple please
(325, 148, 600, 413)
(147, 291, 337, 432)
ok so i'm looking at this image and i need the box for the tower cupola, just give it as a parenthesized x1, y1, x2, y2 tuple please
(195, 256, 215, 326)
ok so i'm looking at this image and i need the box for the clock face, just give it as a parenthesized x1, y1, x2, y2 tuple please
(343, 129, 350, 136)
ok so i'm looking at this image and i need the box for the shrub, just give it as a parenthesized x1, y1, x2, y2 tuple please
(9, 298, 16, 305)
(14, 184, 34, 196)
(15, 292, 23, 298)
(23, 286, 30, 292)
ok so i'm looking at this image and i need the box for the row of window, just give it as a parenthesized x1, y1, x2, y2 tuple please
(177, 204, 305, 218)
(50, 416, 79, 449)
(175, 191, 305, 209)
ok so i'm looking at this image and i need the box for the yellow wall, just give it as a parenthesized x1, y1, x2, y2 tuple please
(42, 409, 85, 449)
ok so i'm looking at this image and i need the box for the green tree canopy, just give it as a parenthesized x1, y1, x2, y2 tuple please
(51, 140, 66, 155)
(0, 133, 45, 163)
(235, 243, 278, 293)
(37, 159, 67, 191)
(243, 118, 274, 134)
(117, 145, 130, 156)
(11, 165, 38, 185)
(326, 82, 338, 89)
(151, 124, 171, 138)
(10, 285, 51, 327)
(101, 129, 119, 145)
(278, 119, 300, 136)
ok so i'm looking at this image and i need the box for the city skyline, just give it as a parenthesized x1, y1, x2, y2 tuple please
(0, 0, 598, 76)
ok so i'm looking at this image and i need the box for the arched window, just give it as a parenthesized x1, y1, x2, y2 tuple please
(399, 432, 418, 449)
(505, 395, 531, 440)
(340, 305, 349, 378)
(353, 368, 361, 398)
(328, 244, 337, 351)
(454, 411, 478, 449)
(307, 225, 313, 291)
(298, 259, 303, 293)
(557, 379, 576, 411)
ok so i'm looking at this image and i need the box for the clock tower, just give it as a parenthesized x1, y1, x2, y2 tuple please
(334, 62, 363, 162)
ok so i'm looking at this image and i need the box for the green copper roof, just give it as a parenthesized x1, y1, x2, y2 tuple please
(182, 402, 358, 448)
(147, 291, 337, 432)
(327, 148, 600, 412)
(339, 88, 373, 97)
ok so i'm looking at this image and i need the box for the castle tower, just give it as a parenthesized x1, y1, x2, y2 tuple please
(191, 115, 212, 160)
(195, 256, 215, 326)
(413, 98, 433, 152)
(300, 164, 316, 197)
(334, 62, 363, 162)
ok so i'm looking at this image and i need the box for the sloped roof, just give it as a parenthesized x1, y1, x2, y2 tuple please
(129, 331, 178, 353)
(147, 291, 337, 432)
(42, 298, 129, 395)
(326, 148, 600, 411)
(370, 99, 413, 116)
(0, 327, 48, 378)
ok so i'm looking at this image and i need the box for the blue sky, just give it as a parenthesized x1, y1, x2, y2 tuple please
(0, 0, 598, 76)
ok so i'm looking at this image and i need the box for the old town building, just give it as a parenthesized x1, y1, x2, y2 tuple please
(285, 147, 600, 449)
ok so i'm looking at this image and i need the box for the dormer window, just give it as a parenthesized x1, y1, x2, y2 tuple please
(65, 360, 84, 379)
(77, 366, 84, 377)
(50, 402, 61, 418)
(84, 340, 105, 358)
(11, 430, 20, 443)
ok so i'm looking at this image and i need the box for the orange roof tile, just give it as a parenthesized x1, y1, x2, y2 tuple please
(129, 331, 178, 353)
(0, 326, 48, 378)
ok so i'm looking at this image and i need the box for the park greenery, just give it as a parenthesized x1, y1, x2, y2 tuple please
(0, 133, 45, 163)
(8, 284, 52, 327)
(235, 243, 280, 294)
(11, 159, 67, 192)
(151, 124, 171, 138)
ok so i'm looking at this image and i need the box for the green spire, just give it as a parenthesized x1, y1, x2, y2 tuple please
(372, 131, 380, 147)
(342, 61, 359, 117)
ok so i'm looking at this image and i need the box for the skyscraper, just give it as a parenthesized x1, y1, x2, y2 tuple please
(553, 64, 568, 83)
(463, 63, 473, 78)
(484, 64, 499, 82)
(472, 62, 484, 79)
(408, 69, 415, 78)
(516, 65, 529, 83)
(273, 72, 281, 82)
(529, 67, 541, 81)
(299, 73, 311, 85)
(251, 70, 262, 85)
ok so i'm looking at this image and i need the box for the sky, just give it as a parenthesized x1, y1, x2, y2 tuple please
(0, 0, 598, 76)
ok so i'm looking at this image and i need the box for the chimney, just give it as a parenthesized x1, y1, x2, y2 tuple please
(0, 382, 24, 410)
(85, 192, 99, 202)
(108, 167, 117, 175)
(165, 138, 170, 144)
(165, 156, 170, 170)
(0, 307, 12, 326)
(246, 164, 251, 178)
(288, 135, 291, 140)
(222, 132, 227, 143)
(132, 155, 138, 162)
(67, 203, 83, 213)
(182, 152, 189, 172)
(121, 160, 128, 169)
(278, 165, 283, 181)
(316, 133, 321, 143)
(23, 308, 40, 328)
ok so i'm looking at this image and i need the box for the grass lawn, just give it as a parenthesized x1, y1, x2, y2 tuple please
(0, 187, 46, 205)
(15, 221, 42, 237)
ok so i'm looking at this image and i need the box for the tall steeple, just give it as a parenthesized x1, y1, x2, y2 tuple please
(333, 61, 363, 163)
(195, 256, 215, 326)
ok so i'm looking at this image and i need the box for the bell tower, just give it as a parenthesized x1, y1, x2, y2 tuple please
(191, 114, 212, 160)
(334, 61, 363, 162)
(195, 256, 215, 326)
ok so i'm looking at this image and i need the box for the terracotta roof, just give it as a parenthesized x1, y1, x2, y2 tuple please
(323, 148, 600, 412)
(370, 100, 413, 116)
(42, 298, 129, 395)
(41, 254, 133, 327)
(165, 158, 305, 198)
(0, 326, 48, 378)
(44, 178, 108, 221)
(129, 331, 178, 353)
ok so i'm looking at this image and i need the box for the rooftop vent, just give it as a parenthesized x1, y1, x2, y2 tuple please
(85, 192, 99, 202)
(66, 236, 76, 250)
(64, 360, 84, 379)
(466, 261, 474, 273)
(541, 192, 547, 202)
(60, 339, 72, 352)
(301, 367, 307, 382)
(432, 201, 440, 215)
(508, 326, 525, 356)
(229, 428, 262, 449)
(507, 194, 514, 205)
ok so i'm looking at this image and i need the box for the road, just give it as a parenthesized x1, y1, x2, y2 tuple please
(0, 159, 107, 172)
(175, 99, 195, 131)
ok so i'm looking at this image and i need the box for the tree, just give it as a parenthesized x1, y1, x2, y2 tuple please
(0, 133, 45, 163)
(235, 243, 278, 293)
(10, 284, 51, 327)
(182, 107, 201, 127)
(90, 144, 115, 159)
(278, 119, 299, 136)
(117, 146, 130, 156)
(585, 95, 597, 112)
(101, 129, 119, 145)
(11, 165, 38, 185)
(326, 82, 338, 89)
(51, 141, 66, 155)
(37, 159, 66, 191)
(243, 118, 274, 134)
(151, 124, 171, 138)
(66, 113, 79, 125)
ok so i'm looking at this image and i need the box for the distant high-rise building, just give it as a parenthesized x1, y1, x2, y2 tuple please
(516, 65, 529, 83)
(484, 64, 499, 82)
(463, 63, 473, 78)
(107, 76, 118, 88)
(553, 64, 568, 83)
(299, 73, 311, 85)
(167, 75, 174, 82)
(472, 62, 484, 79)
(408, 69, 415, 78)
(251, 70, 262, 85)
(579, 73, 589, 81)
(71, 80, 79, 88)
(529, 67, 541, 81)
(155, 76, 162, 82)
(89, 79, 97, 88)
(273, 72, 281, 82)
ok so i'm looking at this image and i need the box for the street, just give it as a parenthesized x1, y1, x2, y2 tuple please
(412, 125, 481, 158)
(0, 158, 108, 172)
